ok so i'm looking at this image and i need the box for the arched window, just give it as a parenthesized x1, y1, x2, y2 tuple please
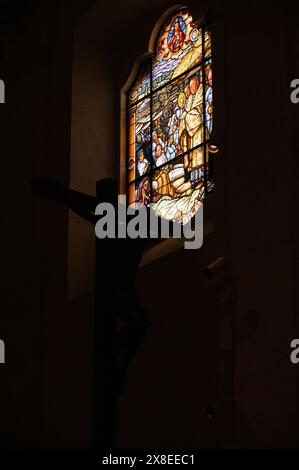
(126, 8, 213, 224)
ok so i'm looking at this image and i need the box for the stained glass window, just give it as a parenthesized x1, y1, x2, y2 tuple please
(127, 9, 214, 224)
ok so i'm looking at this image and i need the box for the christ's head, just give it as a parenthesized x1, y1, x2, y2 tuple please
(96, 178, 118, 205)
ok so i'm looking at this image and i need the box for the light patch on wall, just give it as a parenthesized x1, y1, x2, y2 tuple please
(67, 21, 115, 301)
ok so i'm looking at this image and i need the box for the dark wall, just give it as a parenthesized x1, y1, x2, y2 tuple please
(0, 0, 95, 448)
(224, 5, 298, 448)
